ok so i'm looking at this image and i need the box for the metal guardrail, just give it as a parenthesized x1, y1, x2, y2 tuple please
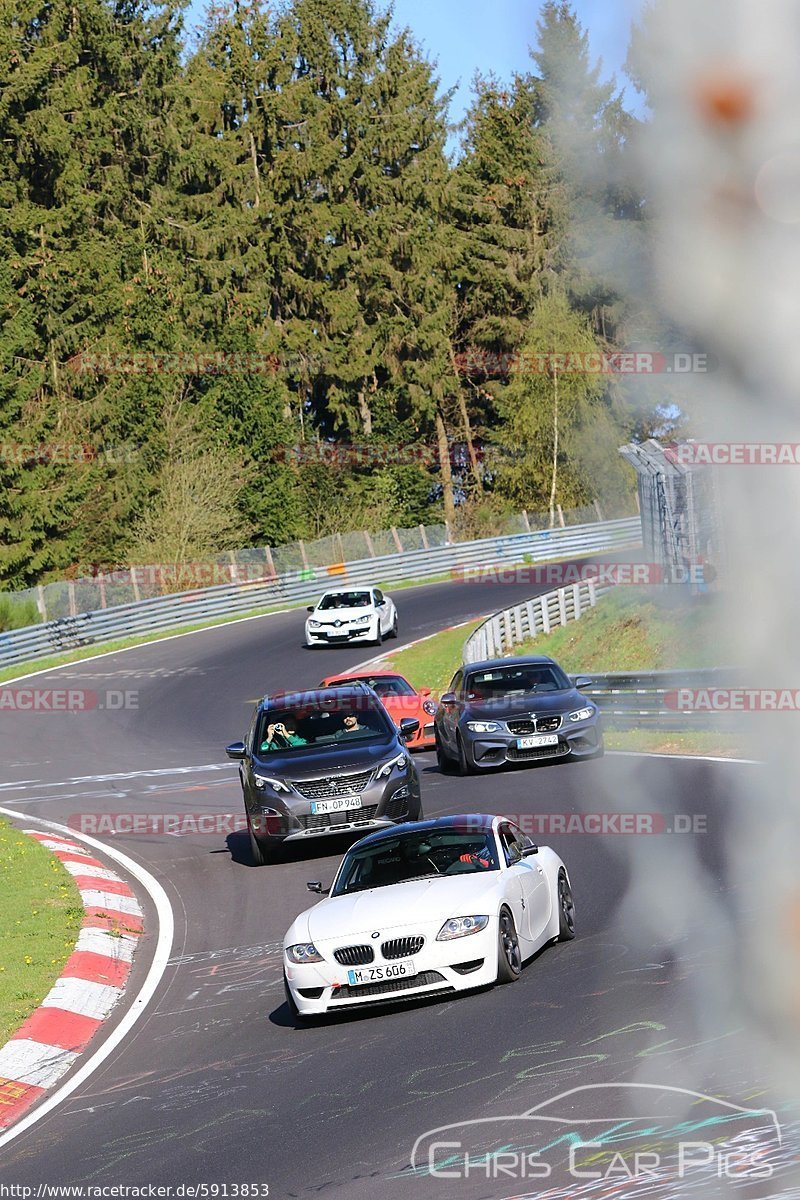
(463, 580, 612, 663)
(462, 586, 739, 730)
(0, 517, 641, 671)
(568, 668, 742, 730)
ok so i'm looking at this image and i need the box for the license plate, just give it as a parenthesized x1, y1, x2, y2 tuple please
(347, 958, 415, 986)
(310, 796, 362, 815)
(517, 734, 560, 749)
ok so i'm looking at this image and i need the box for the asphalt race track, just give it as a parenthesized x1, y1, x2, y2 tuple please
(0, 574, 783, 1199)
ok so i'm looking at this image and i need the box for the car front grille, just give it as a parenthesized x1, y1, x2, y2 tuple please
(296, 805, 379, 831)
(507, 715, 562, 735)
(381, 936, 424, 960)
(334, 945, 375, 966)
(291, 770, 374, 800)
(330, 970, 446, 1000)
(507, 742, 569, 761)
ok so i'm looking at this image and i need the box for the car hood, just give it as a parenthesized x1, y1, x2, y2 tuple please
(303, 874, 503, 942)
(461, 689, 586, 720)
(254, 739, 399, 780)
(310, 606, 374, 620)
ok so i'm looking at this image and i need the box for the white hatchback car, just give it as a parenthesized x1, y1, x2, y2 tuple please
(305, 586, 398, 647)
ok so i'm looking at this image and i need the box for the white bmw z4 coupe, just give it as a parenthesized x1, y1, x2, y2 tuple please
(283, 813, 575, 1018)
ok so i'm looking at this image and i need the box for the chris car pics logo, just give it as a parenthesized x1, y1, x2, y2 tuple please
(410, 1083, 782, 1186)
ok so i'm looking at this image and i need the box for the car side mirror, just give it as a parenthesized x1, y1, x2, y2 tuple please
(522, 843, 539, 857)
(574, 676, 593, 689)
(376, 598, 386, 606)
(400, 717, 419, 738)
(225, 741, 247, 760)
(441, 692, 457, 707)
(307, 881, 330, 895)
(307, 605, 315, 613)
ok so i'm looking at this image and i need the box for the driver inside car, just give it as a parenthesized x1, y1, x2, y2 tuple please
(458, 841, 493, 869)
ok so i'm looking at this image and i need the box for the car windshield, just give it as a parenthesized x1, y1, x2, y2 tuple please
(327, 675, 415, 698)
(332, 829, 500, 895)
(318, 591, 372, 610)
(255, 701, 390, 753)
(465, 664, 571, 699)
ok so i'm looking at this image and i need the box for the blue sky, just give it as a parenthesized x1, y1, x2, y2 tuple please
(185, 0, 645, 149)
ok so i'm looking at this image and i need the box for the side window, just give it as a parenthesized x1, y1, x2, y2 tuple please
(448, 670, 463, 696)
(498, 824, 522, 866)
(373, 589, 384, 605)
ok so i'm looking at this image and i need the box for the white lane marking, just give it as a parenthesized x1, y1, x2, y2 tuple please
(79, 890, 140, 916)
(27, 837, 93, 856)
(0, 762, 236, 794)
(60, 861, 120, 883)
(75, 928, 137, 961)
(607, 750, 761, 765)
(0, 807, 174, 1152)
(42, 978, 122, 1021)
(0, 1040, 80, 1090)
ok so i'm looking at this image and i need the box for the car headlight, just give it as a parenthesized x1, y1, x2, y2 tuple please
(308, 620, 322, 628)
(286, 943, 323, 963)
(466, 721, 502, 734)
(422, 700, 437, 716)
(376, 752, 407, 779)
(436, 915, 490, 941)
(352, 615, 372, 625)
(569, 707, 595, 723)
(254, 774, 291, 793)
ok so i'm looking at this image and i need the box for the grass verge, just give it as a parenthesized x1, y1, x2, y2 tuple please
(381, 588, 748, 759)
(0, 818, 83, 1044)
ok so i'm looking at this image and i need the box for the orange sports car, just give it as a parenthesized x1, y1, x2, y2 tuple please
(318, 670, 437, 750)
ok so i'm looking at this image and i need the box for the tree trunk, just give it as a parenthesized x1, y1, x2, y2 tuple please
(357, 387, 372, 436)
(435, 408, 456, 528)
(451, 351, 482, 488)
(549, 367, 559, 528)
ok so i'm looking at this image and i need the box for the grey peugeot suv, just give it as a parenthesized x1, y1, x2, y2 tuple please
(226, 684, 422, 864)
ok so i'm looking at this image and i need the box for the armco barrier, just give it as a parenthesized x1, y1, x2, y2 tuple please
(462, 585, 739, 731)
(0, 518, 641, 671)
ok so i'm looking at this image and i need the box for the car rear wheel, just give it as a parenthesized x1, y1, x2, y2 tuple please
(557, 870, 576, 940)
(496, 908, 522, 983)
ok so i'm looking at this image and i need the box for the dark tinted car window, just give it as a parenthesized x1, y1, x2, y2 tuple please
(318, 591, 372, 610)
(256, 701, 391, 753)
(466, 665, 570, 698)
(332, 829, 500, 894)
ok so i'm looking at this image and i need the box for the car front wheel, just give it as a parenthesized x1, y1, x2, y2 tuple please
(496, 908, 522, 983)
(435, 733, 454, 774)
(249, 822, 266, 866)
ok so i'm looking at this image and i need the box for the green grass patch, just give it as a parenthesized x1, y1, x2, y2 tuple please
(0, 819, 83, 1043)
(605, 729, 751, 758)
(509, 587, 736, 673)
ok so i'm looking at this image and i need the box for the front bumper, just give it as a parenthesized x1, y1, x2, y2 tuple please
(248, 776, 419, 844)
(462, 721, 602, 768)
(305, 621, 376, 644)
(285, 925, 498, 1015)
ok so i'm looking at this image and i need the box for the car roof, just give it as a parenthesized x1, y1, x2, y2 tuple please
(352, 814, 499, 849)
(259, 683, 373, 711)
(464, 655, 560, 673)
